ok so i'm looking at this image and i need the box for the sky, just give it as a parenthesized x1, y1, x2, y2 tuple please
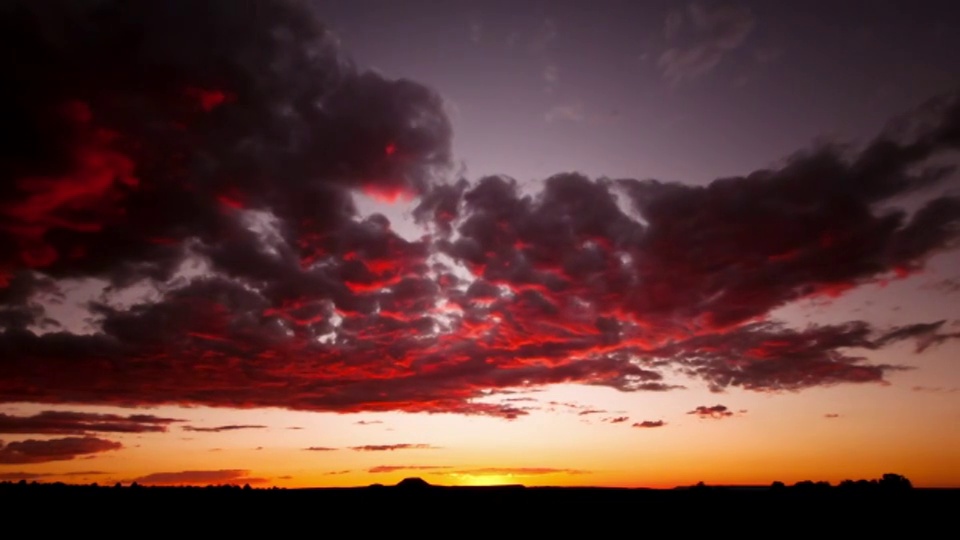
(0, 0, 959, 489)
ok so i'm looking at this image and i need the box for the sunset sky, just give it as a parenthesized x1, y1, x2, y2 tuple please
(1, 0, 959, 489)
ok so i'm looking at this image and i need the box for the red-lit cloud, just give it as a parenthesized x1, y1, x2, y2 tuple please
(1, 0, 959, 421)
(687, 405, 735, 419)
(0, 411, 181, 435)
(0, 437, 122, 464)
(633, 420, 666, 428)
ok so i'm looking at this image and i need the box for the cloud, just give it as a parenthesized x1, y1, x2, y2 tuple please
(543, 64, 560, 93)
(923, 278, 960, 294)
(303, 446, 337, 452)
(753, 47, 782, 65)
(132, 469, 267, 486)
(911, 386, 959, 393)
(0, 411, 181, 435)
(181, 424, 267, 433)
(603, 416, 629, 423)
(544, 103, 618, 125)
(0, 1, 959, 422)
(350, 444, 439, 452)
(543, 64, 560, 85)
(448, 467, 587, 476)
(824, 413, 840, 418)
(469, 19, 482, 44)
(528, 19, 558, 54)
(367, 465, 449, 473)
(633, 420, 666, 428)
(545, 103, 585, 123)
(664, 9, 684, 40)
(0, 470, 108, 481)
(0, 437, 122, 463)
(687, 405, 736, 419)
(658, 3, 755, 85)
(355, 420, 383, 425)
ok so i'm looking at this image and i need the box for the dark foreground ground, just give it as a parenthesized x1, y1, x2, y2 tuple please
(3, 480, 956, 531)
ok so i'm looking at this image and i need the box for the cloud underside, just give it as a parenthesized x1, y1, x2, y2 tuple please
(633, 420, 666, 428)
(1, 1, 960, 419)
(688, 405, 735, 419)
(0, 470, 108, 481)
(0, 437, 122, 464)
(0, 411, 181, 435)
(350, 444, 439, 452)
(131, 469, 268, 486)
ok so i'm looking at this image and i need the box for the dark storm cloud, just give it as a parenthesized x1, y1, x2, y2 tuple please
(181, 424, 267, 433)
(1, 0, 960, 420)
(0, 0, 450, 287)
(0, 437, 122, 463)
(0, 411, 181, 435)
(132, 469, 267, 486)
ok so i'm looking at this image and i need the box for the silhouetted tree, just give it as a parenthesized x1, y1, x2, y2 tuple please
(879, 473, 912, 491)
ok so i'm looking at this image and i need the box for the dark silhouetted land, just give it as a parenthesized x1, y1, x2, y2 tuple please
(2, 473, 956, 530)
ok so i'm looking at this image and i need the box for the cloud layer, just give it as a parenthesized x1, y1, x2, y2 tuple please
(0, 411, 180, 435)
(0, 437, 122, 464)
(131, 469, 267, 486)
(1, 0, 959, 421)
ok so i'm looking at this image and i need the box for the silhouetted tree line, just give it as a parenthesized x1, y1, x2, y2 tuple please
(688, 473, 913, 493)
(773, 473, 912, 492)
(0, 479, 285, 491)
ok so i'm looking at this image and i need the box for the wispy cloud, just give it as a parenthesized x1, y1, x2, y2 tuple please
(350, 444, 440, 452)
(182, 424, 267, 433)
(658, 2, 755, 85)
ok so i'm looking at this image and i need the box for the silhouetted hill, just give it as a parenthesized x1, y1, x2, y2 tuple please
(396, 476, 431, 489)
